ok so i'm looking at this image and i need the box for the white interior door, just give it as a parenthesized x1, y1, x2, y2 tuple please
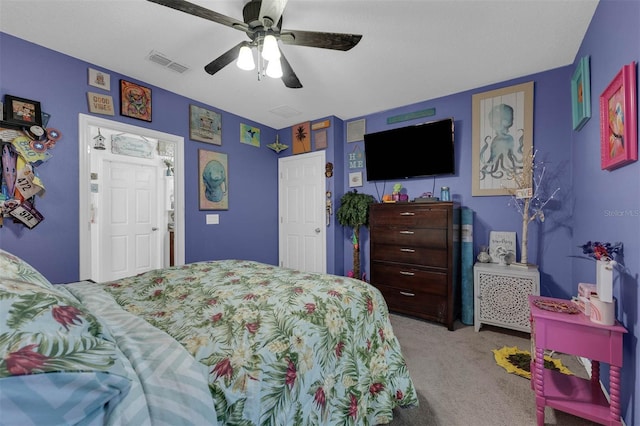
(78, 114, 185, 282)
(99, 159, 160, 281)
(278, 151, 326, 273)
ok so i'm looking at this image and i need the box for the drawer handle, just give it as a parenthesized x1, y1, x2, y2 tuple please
(399, 212, 415, 216)
(400, 248, 415, 253)
(399, 230, 414, 235)
(399, 291, 415, 297)
(399, 271, 415, 276)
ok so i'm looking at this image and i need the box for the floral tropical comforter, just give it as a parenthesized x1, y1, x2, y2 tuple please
(96, 259, 418, 425)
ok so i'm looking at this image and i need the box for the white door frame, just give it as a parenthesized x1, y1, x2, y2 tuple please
(278, 150, 326, 273)
(78, 114, 185, 280)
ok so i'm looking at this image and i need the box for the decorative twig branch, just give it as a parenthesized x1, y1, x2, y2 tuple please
(506, 148, 560, 265)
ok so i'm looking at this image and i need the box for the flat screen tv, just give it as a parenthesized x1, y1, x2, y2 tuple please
(363, 117, 455, 181)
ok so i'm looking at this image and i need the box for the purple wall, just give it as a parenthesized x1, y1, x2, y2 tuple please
(1, 0, 638, 422)
(350, 68, 574, 298)
(0, 33, 281, 282)
(569, 1, 640, 422)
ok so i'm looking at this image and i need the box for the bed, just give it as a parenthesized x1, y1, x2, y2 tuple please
(0, 249, 418, 425)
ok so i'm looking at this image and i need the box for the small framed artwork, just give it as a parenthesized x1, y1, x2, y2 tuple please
(292, 121, 311, 154)
(571, 56, 591, 131)
(88, 68, 111, 91)
(120, 80, 152, 122)
(312, 119, 330, 130)
(87, 92, 115, 116)
(314, 129, 327, 150)
(348, 171, 363, 188)
(240, 123, 260, 147)
(190, 104, 222, 145)
(198, 149, 228, 210)
(489, 231, 516, 264)
(3, 95, 42, 126)
(346, 118, 366, 143)
(600, 62, 637, 171)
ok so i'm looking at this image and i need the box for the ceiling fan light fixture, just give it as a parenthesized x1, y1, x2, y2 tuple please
(266, 58, 283, 78)
(261, 34, 281, 61)
(237, 45, 256, 70)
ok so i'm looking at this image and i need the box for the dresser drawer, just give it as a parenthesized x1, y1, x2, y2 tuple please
(373, 282, 447, 323)
(372, 227, 448, 248)
(371, 243, 448, 268)
(369, 205, 448, 228)
(371, 262, 448, 296)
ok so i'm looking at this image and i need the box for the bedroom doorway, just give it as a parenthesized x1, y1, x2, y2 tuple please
(78, 114, 185, 282)
(278, 150, 326, 273)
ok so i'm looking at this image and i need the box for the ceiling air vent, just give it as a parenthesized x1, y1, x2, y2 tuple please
(269, 105, 301, 118)
(147, 50, 189, 74)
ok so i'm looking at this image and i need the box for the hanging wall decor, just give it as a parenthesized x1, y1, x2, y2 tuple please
(292, 121, 311, 154)
(120, 80, 152, 122)
(3, 95, 42, 127)
(472, 82, 534, 196)
(311, 119, 330, 130)
(0, 106, 62, 229)
(599, 61, 637, 171)
(571, 56, 591, 131)
(88, 68, 111, 91)
(348, 144, 364, 169)
(314, 129, 327, 150)
(266, 134, 288, 153)
(190, 104, 222, 145)
(87, 92, 115, 116)
(199, 149, 228, 210)
(240, 123, 260, 147)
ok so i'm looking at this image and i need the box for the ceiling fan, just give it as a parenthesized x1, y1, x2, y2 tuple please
(147, 0, 363, 88)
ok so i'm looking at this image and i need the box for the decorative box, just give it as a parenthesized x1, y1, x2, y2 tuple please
(578, 282, 597, 299)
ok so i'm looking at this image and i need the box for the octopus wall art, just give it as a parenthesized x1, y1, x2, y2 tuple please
(472, 82, 533, 196)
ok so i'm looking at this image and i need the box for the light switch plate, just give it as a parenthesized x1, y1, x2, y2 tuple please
(206, 214, 219, 225)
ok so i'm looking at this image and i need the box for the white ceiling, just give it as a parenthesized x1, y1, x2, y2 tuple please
(0, 0, 599, 129)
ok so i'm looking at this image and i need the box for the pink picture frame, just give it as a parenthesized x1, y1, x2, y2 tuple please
(599, 62, 637, 171)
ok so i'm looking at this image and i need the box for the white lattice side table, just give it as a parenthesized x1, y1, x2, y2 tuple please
(474, 263, 540, 332)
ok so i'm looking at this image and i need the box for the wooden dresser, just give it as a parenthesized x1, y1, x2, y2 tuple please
(369, 202, 460, 330)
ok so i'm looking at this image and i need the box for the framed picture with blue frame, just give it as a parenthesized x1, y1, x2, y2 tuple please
(571, 56, 591, 131)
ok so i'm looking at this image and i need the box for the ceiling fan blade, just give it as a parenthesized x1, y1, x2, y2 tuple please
(279, 53, 302, 88)
(259, 0, 288, 28)
(204, 42, 247, 75)
(280, 30, 362, 51)
(147, 0, 249, 32)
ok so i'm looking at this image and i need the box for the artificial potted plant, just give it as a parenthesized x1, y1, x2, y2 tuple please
(336, 190, 377, 279)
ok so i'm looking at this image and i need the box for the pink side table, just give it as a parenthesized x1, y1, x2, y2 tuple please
(528, 295, 627, 426)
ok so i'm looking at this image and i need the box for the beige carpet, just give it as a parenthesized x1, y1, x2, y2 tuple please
(387, 314, 600, 426)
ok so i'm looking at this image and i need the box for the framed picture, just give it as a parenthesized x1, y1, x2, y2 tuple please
(198, 149, 228, 210)
(3, 95, 42, 126)
(348, 171, 363, 188)
(489, 231, 516, 264)
(120, 80, 152, 122)
(472, 81, 534, 196)
(240, 123, 260, 147)
(87, 92, 115, 116)
(190, 104, 222, 144)
(315, 129, 327, 150)
(292, 121, 311, 154)
(599, 62, 637, 171)
(571, 56, 591, 131)
(88, 68, 111, 91)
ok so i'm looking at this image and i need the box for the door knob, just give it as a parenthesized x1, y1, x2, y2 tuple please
(315, 228, 321, 233)
(152, 227, 159, 231)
